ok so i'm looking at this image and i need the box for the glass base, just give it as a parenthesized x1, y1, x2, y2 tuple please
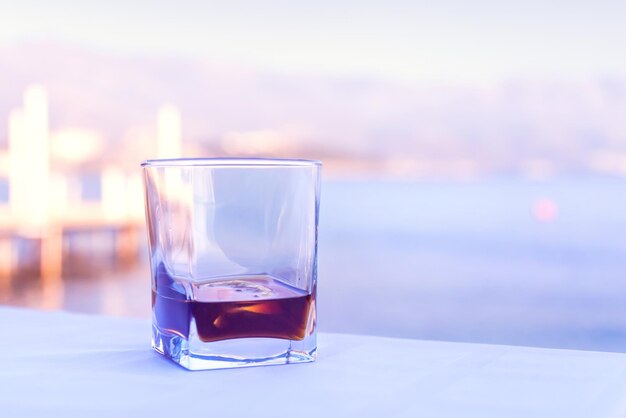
(152, 324, 317, 371)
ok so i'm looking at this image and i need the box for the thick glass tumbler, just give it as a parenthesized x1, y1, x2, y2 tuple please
(142, 158, 321, 370)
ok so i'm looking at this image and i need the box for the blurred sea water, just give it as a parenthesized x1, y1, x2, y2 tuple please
(318, 178, 626, 352)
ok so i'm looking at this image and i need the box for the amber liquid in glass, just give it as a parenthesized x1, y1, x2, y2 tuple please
(152, 270, 314, 343)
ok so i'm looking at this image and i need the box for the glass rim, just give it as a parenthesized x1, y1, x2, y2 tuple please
(141, 157, 322, 168)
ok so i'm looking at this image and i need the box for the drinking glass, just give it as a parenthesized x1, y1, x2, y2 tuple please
(142, 158, 321, 370)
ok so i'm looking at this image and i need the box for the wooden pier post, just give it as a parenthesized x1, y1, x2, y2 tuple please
(40, 228, 64, 309)
(0, 238, 13, 297)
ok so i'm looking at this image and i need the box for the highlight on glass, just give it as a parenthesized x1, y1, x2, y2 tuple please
(142, 158, 321, 370)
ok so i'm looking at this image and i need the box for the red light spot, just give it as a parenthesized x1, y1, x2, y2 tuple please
(532, 198, 558, 222)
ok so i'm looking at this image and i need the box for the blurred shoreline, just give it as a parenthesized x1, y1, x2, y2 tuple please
(3, 177, 626, 353)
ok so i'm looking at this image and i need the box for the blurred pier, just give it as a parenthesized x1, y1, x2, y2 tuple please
(0, 85, 181, 307)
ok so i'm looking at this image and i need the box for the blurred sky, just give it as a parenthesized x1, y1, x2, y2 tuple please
(1, 0, 625, 82)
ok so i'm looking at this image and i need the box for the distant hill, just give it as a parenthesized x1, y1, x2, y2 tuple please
(1, 42, 625, 176)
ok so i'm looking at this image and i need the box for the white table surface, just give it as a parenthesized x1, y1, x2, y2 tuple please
(2, 307, 626, 418)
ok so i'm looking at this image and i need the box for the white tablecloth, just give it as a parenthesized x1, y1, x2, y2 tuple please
(2, 307, 626, 418)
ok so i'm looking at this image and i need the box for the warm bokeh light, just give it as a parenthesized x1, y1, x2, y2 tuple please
(221, 130, 293, 155)
(101, 166, 127, 221)
(8, 85, 50, 235)
(50, 128, 103, 163)
(157, 104, 182, 159)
